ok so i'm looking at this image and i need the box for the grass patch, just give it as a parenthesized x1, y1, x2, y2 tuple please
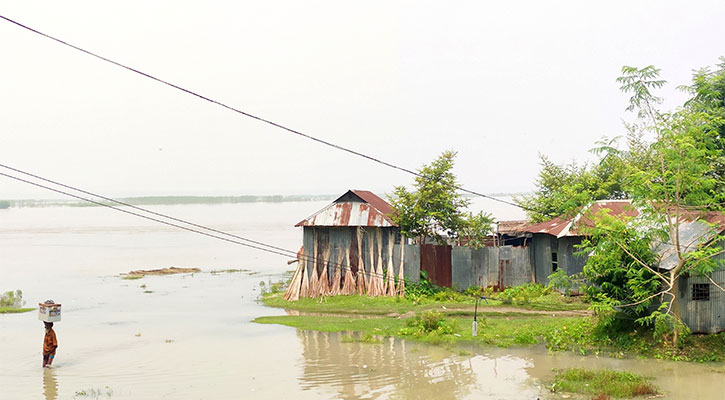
(121, 275, 143, 280)
(210, 268, 249, 274)
(143, 290, 153, 294)
(0, 306, 35, 314)
(551, 368, 658, 398)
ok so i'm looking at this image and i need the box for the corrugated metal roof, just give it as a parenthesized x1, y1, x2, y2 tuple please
(654, 212, 725, 271)
(295, 190, 397, 227)
(496, 220, 531, 235)
(523, 200, 636, 237)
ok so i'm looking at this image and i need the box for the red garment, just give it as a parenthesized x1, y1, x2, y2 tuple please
(43, 329, 58, 356)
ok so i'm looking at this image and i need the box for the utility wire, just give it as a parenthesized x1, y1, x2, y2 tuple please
(0, 167, 395, 280)
(0, 14, 533, 214)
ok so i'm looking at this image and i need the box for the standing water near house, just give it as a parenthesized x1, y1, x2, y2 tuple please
(0, 199, 722, 399)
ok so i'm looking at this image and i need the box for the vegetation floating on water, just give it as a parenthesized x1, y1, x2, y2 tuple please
(0, 290, 34, 314)
(550, 368, 658, 398)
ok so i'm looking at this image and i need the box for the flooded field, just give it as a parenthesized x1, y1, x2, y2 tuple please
(1, 201, 723, 399)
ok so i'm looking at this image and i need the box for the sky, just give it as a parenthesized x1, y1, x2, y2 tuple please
(1, 1, 724, 200)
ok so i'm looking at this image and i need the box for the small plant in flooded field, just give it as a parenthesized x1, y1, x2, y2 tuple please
(73, 386, 113, 399)
(341, 333, 383, 344)
(121, 274, 142, 280)
(550, 368, 658, 398)
(398, 311, 456, 343)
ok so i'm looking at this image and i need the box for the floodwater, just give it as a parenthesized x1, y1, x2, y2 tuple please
(0, 201, 723, 399)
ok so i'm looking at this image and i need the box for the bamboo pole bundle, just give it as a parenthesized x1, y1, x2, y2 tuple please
(329, 248, 342, 296)
(317, 245, 331, 295)
(366, 231, 375, 293)
(299, 255, 309, 298)
(375, 230, 386, 296)
(397, 235, 405, 297)
(341, 245, 356, 295)
(308, 242, 320, 298)
(283, 257, 304, 301)
(356, 227, 366, 295)
(386, 233, 396, 296)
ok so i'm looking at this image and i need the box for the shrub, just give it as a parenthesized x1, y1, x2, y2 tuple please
(499, 284, 549, 305)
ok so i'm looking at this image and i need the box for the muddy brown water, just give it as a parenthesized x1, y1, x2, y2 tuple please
(1, 203, 723, 399)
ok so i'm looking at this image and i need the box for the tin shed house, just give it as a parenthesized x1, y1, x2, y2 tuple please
(284, 190, 419, 300)
(524, 200, 637, 286)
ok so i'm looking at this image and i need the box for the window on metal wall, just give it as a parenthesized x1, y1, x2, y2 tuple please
(692, 283, 710, 301)
(551, 252, 558, 272)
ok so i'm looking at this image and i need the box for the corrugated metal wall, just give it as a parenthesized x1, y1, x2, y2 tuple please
(678, 240, 724, 333)
(302, 226, 410, 282)
(451, 246, 533, 290)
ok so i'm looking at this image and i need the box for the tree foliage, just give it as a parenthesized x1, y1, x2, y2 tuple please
(580, 63, 725, 344)
(388, 151, 494, 246)
(515, 154, 628, 223)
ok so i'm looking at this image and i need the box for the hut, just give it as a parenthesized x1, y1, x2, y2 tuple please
(284, 190, 407, 300)
(523, 200, 636, 286)
(524, 200, 725, 333)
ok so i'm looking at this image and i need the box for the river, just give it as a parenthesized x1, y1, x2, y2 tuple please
(0, 200, 722, 399)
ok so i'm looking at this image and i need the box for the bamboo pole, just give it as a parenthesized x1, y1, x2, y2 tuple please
(356, 227, 366, 295)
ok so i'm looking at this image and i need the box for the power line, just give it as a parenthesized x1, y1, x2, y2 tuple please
(0, 166, 396, 280)
(0, 14, 532, 214)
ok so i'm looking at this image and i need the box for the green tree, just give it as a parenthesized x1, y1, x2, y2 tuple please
(582, 64, 725, 345)
(389, 151, 494, 246)
(514, 153, 628, 223)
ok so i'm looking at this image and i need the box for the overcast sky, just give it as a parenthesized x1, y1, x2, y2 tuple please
(1, 1, 724, 200)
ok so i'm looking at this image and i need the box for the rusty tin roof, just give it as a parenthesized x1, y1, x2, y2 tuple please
(295, 190, 397, 227)
(523, 200, 637, 237)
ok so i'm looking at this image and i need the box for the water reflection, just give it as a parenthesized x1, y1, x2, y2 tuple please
(42, 369, 58, 400)
(297, 330, 477, 399)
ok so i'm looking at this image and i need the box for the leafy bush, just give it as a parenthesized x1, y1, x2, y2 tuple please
(398, 311, 455, 340)
(499, 284, 549, 305)
(0, 290, 24, 308)
(547, 270, 580, 295)
(404, 271, 443, 299)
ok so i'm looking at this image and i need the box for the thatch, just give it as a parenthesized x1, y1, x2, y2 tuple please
(308, 245, 320, 298)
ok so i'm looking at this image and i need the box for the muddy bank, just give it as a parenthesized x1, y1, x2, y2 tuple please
(122, 267, 201, 278)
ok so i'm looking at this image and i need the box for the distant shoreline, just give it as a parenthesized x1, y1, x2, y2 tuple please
(0, 195, 337, 208)
(0, 192, 530, 209)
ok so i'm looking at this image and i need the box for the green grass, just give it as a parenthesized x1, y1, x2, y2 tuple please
(551, 368, 658, 398)
(260, 291, 586, 317)
(254, 313, 595, 349)
(0, 306, 34, 314)
(121, 275, 143, 280)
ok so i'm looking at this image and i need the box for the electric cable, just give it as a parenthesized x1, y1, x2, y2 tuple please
(0, 167, 400, 281)
(0, 14, 534, 214)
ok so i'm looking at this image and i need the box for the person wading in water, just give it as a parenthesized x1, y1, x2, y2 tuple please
(42, 322, 58, 368)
